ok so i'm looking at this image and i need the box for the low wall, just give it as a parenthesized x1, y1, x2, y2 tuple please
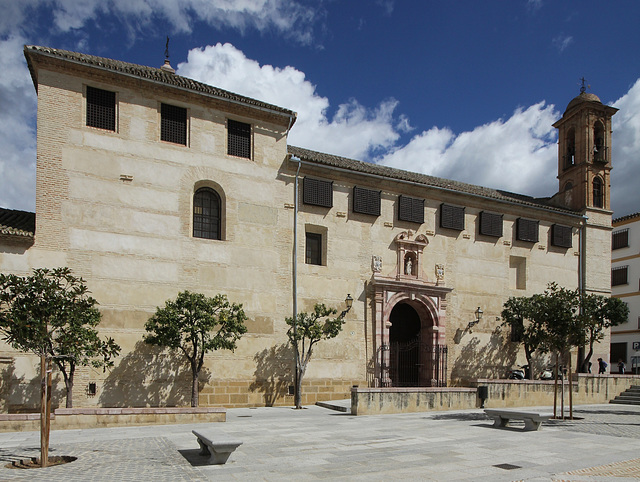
(351, 387, 477, 415)
(351, 375, 640, 415)
(0, 407, 226, 432)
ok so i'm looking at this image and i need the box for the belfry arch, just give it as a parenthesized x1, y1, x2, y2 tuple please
(370, 231, 452, 387)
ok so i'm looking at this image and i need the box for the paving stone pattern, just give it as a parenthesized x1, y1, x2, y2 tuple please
(1, 403, 639, 481)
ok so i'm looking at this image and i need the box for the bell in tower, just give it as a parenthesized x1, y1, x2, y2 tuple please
(552, 81, 618, 212)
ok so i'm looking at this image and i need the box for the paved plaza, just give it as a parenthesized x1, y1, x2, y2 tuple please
(1, 403, 639, 481)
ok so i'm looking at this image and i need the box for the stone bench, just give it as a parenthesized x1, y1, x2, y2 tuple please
(484, 409, 552, 431)
(192, 429, 243, 464)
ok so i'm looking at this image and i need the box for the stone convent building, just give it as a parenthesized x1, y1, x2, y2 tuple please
(0, 46, 616, 410)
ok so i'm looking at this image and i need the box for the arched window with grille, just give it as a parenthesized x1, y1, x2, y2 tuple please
(193, 187, 221, 240)
(593, 176, 604, 208)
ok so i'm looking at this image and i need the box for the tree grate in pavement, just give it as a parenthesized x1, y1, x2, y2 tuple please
(493, 463, 522, 470)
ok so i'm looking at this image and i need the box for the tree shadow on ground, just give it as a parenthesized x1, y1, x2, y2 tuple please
(99, 340, 210, 407)
(451, 326, 519, 383)
(249, 343, 294, 406)
(1, 359, 65, 413)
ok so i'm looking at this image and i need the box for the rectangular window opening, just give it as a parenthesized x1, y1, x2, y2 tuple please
(479, 211, 503, 237)
(398, 196, 424, 224)
(440, 204, 465, 231)
(516, 218, 539, 243)
(612, 266, 628, 287)
(551, 224, 572, 248)
(612, 229, 629, 250)
(228, 119, 251, 159)
(303, 178, 333, 208)
(353, 186, 381, 216)
(86, 86, 116, 131)
(305, 232, 323, 266)
(161, 103, 187, 145)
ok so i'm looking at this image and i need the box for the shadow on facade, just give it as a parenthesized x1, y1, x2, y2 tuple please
(451, 327, 519, 383)
(249, 343, 294, 406)
(99, 341, 209, 408)
(1, 359, 64, 412)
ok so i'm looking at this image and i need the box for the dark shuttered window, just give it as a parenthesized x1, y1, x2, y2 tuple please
(612, 266, 628, 286)
(353, 186, 381, 216)
(161, 103, 187, 145)
(516, 218, 539, 243)
(227, 119, 251, 159)
(612, 229, 629, 250)
(303, 177, 333, 208)
(398, 196, 424, 224)
(479, 211, 503, 237)
(551, 224, 572, 248)
(86, 86, 116, 131)
(306, 232, 322, 265)
(193, 188, 221, 240)
(440, 204, 465, 231)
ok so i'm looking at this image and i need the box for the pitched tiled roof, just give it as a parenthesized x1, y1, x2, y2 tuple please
(288, 145, 578, 216)
(24, 45, 297, 122)
(0, 208, 35, 238)
(613, 212, 640, 225)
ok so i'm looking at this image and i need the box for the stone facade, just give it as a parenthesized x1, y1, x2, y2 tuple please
(0, 46, 615, 411)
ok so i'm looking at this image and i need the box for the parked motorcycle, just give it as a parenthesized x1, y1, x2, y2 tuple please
(540, 365, 563, 380)
(507, 365, 530, 380)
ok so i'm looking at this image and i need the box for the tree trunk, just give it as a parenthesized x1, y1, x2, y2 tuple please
(553, 352, 558, 419)
(294, 361, 306, 409)
(64, 364, 75, 409)
(191, 366, 199, 407)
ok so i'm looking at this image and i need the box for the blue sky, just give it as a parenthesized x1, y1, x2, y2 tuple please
(1, 0, 639, 217)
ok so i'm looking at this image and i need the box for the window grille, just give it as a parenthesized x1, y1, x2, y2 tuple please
(353, 186, 381, 216)
(593, 177, 604, 208)
(613, 229, 629, 250)
(551, 224, 572, 248)
(193, 188, 221, 240)
(228, 119, 251, 158)
(86, 86, 116, 131)
(398, 196, 424, 224)
(305, 232, 322, 265)
(303, 178, 333, 208)
(612, 266, 628, 286)
(516, 218, 539, 243)
(440, 204, 464, 231)
(161, 103, 187, 145)
(479, 211, 503, 237)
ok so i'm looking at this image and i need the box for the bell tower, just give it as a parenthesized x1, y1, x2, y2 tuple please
(552, 83, 618, 212)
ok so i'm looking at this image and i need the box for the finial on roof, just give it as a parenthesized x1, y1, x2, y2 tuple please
(579, 77, 590, 94)
(161, 36, 175, 74)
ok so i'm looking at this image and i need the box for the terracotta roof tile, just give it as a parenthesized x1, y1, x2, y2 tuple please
(0, 208, 35, 238)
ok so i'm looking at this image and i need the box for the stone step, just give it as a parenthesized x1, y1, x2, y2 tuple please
(610, 399, 640, 406)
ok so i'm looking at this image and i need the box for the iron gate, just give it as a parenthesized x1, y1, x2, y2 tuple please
(380, 340, 448, 387)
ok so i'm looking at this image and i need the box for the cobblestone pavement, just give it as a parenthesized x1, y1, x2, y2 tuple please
(0, 403, 639, 481)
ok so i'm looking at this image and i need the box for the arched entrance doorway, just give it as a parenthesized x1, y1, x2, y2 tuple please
(388, 303, 421, 386)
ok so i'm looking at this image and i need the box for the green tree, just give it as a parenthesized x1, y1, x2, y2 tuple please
(579, 293, 629, 372)
(144, 291, 247, 407)
(286, 304, 345, 409)
(0, 267, 119, 466)
(501, 296, 543, 379)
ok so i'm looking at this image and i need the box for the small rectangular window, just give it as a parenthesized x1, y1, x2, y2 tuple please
(305, 232, 322, 265)
(398, 196, 424, 224)
(353, 186, 381, 216)
(303, 178, 333, 208)
(86, 86, 116, 131)
(479, 211, 503, 237)
(440, 204, 465, 231)
(161, 103, 187, 145)
(516, 218, 539, 243)
(551, 224, 572, 248)
(228, 119, 251, 159)
(612, 229, 629, 250)
(612, 266, 628, 286)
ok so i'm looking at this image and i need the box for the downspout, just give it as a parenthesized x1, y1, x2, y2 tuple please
(291, 155, 301, 403)
(578, 214, 588, 372)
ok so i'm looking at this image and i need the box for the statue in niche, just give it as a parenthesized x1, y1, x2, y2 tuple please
(405, 256, 413, 275)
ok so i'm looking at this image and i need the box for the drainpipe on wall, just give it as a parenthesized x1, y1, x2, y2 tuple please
(291, 155, 301, 399)
(578, 214, 588, 372)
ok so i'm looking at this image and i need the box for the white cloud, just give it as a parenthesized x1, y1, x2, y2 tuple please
(611, 79, 640, 217)
(378, 103, 560, 197)
(177, 43, 401, 160)
(553, 35, 573, 53)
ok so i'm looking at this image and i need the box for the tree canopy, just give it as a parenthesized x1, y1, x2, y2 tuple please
(144, 291, 247, 407)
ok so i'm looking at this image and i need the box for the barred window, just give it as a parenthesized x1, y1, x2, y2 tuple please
(305, 232, 322, 265)
(193, 188, 221, 240)
(612, 229, 629, 250)
(440, 204, 465, 231)
(593, 177, 604, 208)
(303, 178, 333, 208)
(551, 224, 572, 248)
(353, 186, 381, 216)
(86, 86, 116, 131)
(228, 119, 251, 159)
(161, 103, 187, 145)
(398, 196, 424, 224)
(516, 218, 539, 243)
(612, 266, 628, 287)
(479, 211, 503, 237)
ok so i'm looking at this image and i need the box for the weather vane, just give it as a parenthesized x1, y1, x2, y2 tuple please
(165, 36, 170, 61)
(579, 77, 590, 94)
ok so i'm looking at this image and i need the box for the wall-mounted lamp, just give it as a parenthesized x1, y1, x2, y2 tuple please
(340, 294, 354, 318)
(467, 307, 483, 331)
